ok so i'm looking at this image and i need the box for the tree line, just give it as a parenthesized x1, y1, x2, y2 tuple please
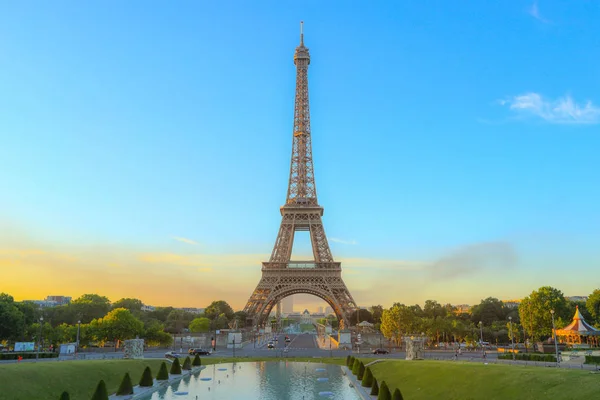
(0, 293, 246, 349)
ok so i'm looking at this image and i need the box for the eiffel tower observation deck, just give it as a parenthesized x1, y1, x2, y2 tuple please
(244, 23, 357, 329)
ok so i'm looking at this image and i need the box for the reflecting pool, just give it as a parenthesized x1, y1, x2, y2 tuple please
(145, 361, 361, 400)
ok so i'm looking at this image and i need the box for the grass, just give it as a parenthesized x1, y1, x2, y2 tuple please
(0, 357, 345, 400)
(299, 324, 316, 332)
(0, 359, 164, 400)
(367, 360, 600, 400)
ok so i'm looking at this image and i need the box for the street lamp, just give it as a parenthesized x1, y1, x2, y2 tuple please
(508, 316, 515, 360)
(36, 317, 44, 361)
(479, 321, 483, 350)
(76, 320, 81, 356)
(550, 310, 559, 367)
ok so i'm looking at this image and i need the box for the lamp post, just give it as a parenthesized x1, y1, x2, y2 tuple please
(550, 310, 559, 366)
(36, 316, 44, 361)
(76, 320, 81, 356)
(232, 337, 236, 358)
(508, 316, 515, 360)
(479, 321, 483, 350)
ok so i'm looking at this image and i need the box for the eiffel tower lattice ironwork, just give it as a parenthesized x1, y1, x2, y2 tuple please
(244, 22, 357, 328)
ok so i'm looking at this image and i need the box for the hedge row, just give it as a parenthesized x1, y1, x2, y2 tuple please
(498, 353, 556, 362)
(0, 352, 58, 360)
(585, 355, 600, 364)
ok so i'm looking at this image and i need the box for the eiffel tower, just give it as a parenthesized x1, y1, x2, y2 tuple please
(244, 22, 357, 329)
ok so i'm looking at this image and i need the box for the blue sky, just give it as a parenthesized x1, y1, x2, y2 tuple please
(1, 1, 599, 310)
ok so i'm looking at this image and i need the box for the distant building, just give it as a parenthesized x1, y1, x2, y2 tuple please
(282, 296, 294, 314)
(453, 304, 471, 314)
(178, 307, 205, 315)
(566, 296, 588, 302)
(141, 304, 155, 312)
(317, 306, 324, 314)
(502, 300, 521, 309)
(324, 306, 333, 315)
(25, 295, 72, 308)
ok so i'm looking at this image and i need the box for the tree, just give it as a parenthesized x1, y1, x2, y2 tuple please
(378, 380, 391, 400)
(215, 313, 230, 329)
(349, 309, 374, 324)
(233, 311, 248, 328)
(143, 320, 173, 346)
(392, 388, 404, 400)
(423, 300, 446, 319)
(71, 294, 111, 324)
(519, 286, 569, 342)
(204, 301, 234, 321)
(59, 392, 70, 400)
(380, 304, 420, 345)
(116, 373, 133, 395)
(362, 366, 373, 387)
(192, 354, 201, 366)
(346, 355, 352, 367)
(470, 297, 506, 325)
(165, 309, 195, 333)
(370, 305, 384, 324)
(352, 359, 360, 375)
(157, 362, 169, 380)
(139, 366, 154, 387)
(91, 380, 108, 400)
(112, 298, 143, 315)
(95, 308, 144, 346)
(189, 317, 211, 333)
(586, 289, 600, 324)
(182, 356, 192, 370)
(371, 377, 379, 396)
(0, 294, 25, 340)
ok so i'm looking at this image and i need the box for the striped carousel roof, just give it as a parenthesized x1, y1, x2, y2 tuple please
(555, 306, 600, 336)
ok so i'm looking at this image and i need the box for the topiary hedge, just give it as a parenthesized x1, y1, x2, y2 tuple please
(59, 392, 70, 400)
(357, 362, 365, 381)
(585, 355, 600, 365)
(157, 362, 169, 380)
(170, 358, 182, 375)
(371, 377, 379, 396)
(498, 353, 556, 362)
(139, 366, 154, 387)
(346, 355, 352, 367)
(362, 366, 373, 387)
(91, 380, 108, 400)
(0, 352, 58, 360)
(192, 354, 201, 366)
(378, 380, 391, 400)
(116, 372, 133, 396)
(352, 358, 360, 375)
(392, 388, 404, 400)
(182, 356, 192, 370)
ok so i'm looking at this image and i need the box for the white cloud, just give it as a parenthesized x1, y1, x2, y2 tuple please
(329, 237, 358, 245)
(528, 1, 550, 23)
(501, 92, 600, 124)
(173, 236, 199, 245)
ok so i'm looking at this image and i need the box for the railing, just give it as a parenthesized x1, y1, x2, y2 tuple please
(262, 262, 341, 270)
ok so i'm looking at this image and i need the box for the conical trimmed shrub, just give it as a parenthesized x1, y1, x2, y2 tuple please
(346, 355, 352, 367)
(357, 362, 365, 381)
(352, 358, 360, 375)
(371, 377, 379, 396)
(361, 367, 373, 387)
(59, 392, 70, 400)
(378, 380, 391, 400)
(139, 366, 154, 387)
(116, 372, 133, 395)
(157, 361, 169, 380)
(392, 388, 404, 400)
(192, 354, 201, 366)
(91, 380, 108, 400)
(170, 358, 182, 375)
(182, 356, 191, 370)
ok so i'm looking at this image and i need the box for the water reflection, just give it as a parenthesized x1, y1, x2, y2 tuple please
(146, 361, 360, 400)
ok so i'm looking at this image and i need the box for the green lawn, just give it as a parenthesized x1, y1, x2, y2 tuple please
(299, 323, 315, 332)
(0, 357, 345, 400)
(367, 360, 600, 400)
(0, 359, 164, 400)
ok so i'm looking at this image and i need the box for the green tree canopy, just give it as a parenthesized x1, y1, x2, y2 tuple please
(112, 298, 143, 314)
(369, 305, 384, 324)
(189, 317, 211, 333)
(0, 293, 25, 340)
(349, 309, 374, 324)
(71, 294, 111, 323)
(95, 308, 144, 344)
(470, 297, 507, 325)
(586, 289, 600, 324)
(518, 286, 569, 342)
(204, 300, 234, 320)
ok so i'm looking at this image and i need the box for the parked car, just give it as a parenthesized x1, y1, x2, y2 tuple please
(164, 351, 181, 360)
(372, 348, 389, 355)
(188, 348, 211, 356)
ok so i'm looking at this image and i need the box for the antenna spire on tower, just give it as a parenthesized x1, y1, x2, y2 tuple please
(300, 21, 304, 45)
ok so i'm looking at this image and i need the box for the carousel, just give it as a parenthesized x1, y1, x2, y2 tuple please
(555, 306, 600, 347)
